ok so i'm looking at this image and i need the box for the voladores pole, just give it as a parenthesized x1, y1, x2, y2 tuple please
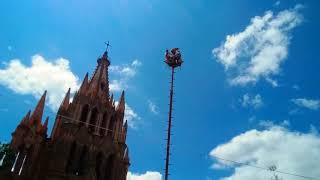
(164, 48, 183, 180)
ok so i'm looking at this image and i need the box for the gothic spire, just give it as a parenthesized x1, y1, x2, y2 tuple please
(79, 73, 89, 95)
(88, 49, 110, 99)
(42, 116, 49, 134)
(43, 116, 49, 128)
(20, 110, 31, 124)
(59, 88, 70, 110)
(36, 116, 49, 134)
(116, 91, 125, 113)
(30, 91, 47, 126)
(123, 120, 128, 142)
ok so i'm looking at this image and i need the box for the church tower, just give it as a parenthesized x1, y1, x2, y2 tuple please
(2, 49, 130, 180)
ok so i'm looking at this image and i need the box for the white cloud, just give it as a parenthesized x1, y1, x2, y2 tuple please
(125, 103, 141, 128)
(132, 59, 142, 67)
(259, 120, 290, 128)
(109, 80, 126, 92)
(240, 93, 263, 109)
(148, 100, 159, 114)
(209, 125, 320, 180)
(110, 59, 142, 78)
(0, 55, 79, 111)
(127, 171, 162, 180)
(291, 98, 320, 110)
(115, 101, 140, 129)
(213, 5, 303, 87)
(0, 55, 141, 128)
(109, 60, 142, 92)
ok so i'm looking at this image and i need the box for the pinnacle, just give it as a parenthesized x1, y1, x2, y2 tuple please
(117, 91, 125, 112)
(21, 110, 31, 124)
(79, 73, 89, 94)
(30, 90, 47, 126)
(60, 88, 71, 110)
(43, 116, 49, 128)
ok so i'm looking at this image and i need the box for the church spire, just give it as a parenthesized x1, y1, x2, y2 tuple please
(22, 110, 31, 123)
(88, 47, 110, 99)
(59, 88, 70, 110)
(42, 116, 49, 134)
(79, 73, 89, 95)
(30, 91, 47, 126)
(43, 116, 49, 129)
(116, 91, 125, 113)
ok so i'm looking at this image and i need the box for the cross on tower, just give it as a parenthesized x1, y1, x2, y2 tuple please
(105, 41, 112, 51)
(102, 41, 112, 58)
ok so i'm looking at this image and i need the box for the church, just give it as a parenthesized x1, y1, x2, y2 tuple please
(0, 49, 130, 180)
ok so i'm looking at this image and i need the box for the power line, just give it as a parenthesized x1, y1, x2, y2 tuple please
(212, 155, 320, 180)
(55, 114, 125, 136)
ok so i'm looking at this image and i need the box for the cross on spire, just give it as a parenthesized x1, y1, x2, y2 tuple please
(102, 41, 112, 59)
(105, 41, 111, 51)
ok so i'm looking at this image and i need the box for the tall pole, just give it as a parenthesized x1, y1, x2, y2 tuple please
(164, 48, 183, 180)
(165, 66, 175, 180)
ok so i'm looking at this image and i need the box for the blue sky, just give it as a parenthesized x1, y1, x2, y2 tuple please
(1, 0, 320, 180)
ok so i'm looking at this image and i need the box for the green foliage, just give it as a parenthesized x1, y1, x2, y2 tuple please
(0, 142, 15, 171)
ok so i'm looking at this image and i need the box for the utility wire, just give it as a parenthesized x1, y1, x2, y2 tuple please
(213, 155, 320, 180)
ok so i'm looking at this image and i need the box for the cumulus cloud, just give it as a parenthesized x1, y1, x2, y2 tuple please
(108, 60, 142, 128)
(109, 59, 142, 91)
(0, 55, 79, 111)
(213, 5, 303, 87)
(209, 125, 320, 180)
(115, 101, 140, 129)
(148, 100, 159, 114)
(259, 120, 290, 128)
(125, 103, 141, 128)
(0, 55, 141, 128)
(240, 93, 263, 109)
(127, 171, 162, 180)
(291, 98, 320, 110)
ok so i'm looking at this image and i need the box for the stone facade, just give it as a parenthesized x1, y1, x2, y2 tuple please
(0, 50, 130, 180)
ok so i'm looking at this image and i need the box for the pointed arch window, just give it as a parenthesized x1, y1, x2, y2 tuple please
(107, 116, 116, 137)
(79, 105, 89, 126)
(100, 112, 108, 136)
(89, 107, 98, 133)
